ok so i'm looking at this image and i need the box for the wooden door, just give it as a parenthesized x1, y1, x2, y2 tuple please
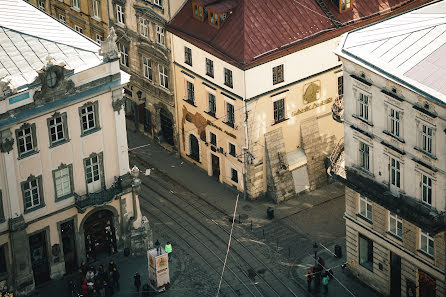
(211, 154, 220, 178)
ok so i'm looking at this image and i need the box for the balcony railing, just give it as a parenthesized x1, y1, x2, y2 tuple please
(331, 95, 344, 123)
(74, 180, 123, 213)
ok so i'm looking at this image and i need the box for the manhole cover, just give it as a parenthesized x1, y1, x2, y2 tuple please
(242, 205, 253, 211)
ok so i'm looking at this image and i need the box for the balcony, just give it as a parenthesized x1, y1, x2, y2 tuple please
(328, 143, 446, 235)
(331, 95, 344, 123)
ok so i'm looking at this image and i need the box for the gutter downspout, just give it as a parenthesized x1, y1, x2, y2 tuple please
(242, 71, 249, 200)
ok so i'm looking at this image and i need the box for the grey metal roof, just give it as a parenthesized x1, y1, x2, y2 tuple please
(339, 0, 446, 104)
(0, 0, 102, 89)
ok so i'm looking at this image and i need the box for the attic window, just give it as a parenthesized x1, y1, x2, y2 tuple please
(332, 0, 353, 13)
(208, 10, 220, 28)
(192, 2, 204, 21)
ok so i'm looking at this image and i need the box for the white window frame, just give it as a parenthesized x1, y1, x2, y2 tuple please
(59, 14, 66, 23)
(85, 155, 101, 193)
(272, 64, 284, 85)
(420, 231, 434, 256)
(92, 0, 100, 18)
(273, 98, 285, 124)
(49, 115, 65, 144)
(156, 25, 165, 46)
(389, 212, 402, 238)
(358, 92, 369, 121)
(359, 141, 370, 171)
(421, 173, 433, 206)
(159, 65, 168, 88)
(359, 195, 372, 221)
(143, 57, 152, 81)
(72, 0, 80, 9)
(95, 34, 103, 43)
(116, 4, 124, 25)
(421, 124, 433, 154)
(389, 108, 401, 138)
(153, 0, 162, 7)
(139, 17, 148, 38)
(17, 126, 35, 156)
(80, 104, 97, 134)
(390, 157, 401, 190)
(74, 25, 83, 34)
(23, 178, 41, 210)
(118, 43, 128, 67)
(38, 0, 45, 10)
(54, 167, 71, 199)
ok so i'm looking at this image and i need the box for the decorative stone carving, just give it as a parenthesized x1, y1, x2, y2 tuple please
(0, 129, 14, 153)
(130, 215, 153, 256)
(112, 97, 125, 113)
(0, 76, 15, 99)
(99, 27, 119, 62)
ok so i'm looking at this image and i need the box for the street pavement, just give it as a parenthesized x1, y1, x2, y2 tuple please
(33, 129, 382, 297)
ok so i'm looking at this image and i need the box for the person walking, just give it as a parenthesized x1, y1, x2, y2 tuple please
(165, 241, 172, 259)
(322, 273, 330, 294)
(112, 267, 120, 291)
(134, 272, 141, 292)
(306, 269, 313, 292)
(108, 260, 116, 273)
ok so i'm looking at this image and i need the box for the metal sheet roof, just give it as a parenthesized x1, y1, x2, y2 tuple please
(0, 0, 102, 88)
(340, 0, 446, 103)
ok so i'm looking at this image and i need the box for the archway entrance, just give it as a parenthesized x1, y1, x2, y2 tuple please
(189, 134, 200, 162)
(83, 210, 116, 260)
(160, 108, 174, 145)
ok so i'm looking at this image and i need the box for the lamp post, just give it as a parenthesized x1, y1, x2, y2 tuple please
(313, 242, 318, 266)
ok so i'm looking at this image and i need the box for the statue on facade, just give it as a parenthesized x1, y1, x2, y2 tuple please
(99, 27, 119, 61)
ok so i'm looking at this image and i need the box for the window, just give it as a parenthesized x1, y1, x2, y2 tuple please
(74, 25, 83, 34)
(229, 143, 236, 157)
(153, 0, 162, 7)
(390, 158, 401, 189)
(72, 0, 79, 9)
(16, 124, 37, 157)
(224, 68, 233, 88)
(389, 109, 400, 137)
(22, 176, 43, 212)
(226, 102, 234, 127)
(231, 168, 238, 183)
(159, 65, 168, 88)
(359, 195, 372, 221)
(186, 81, 195, 104)
(359, 142, 369, 171)
(59, 14, 66, 23)
(420, 231, 434, 256)
(79, 102, 99, 135)
(210, 132, 217, 146)
(92, 0, 100, 18)
(53, 165, 72, 199)
(156, 25, 165, 46)
(421, 174, 432, 206)
(38, 1, 45, 10)
(96, 34, 103, 43)
(139, 17, 148, 38)
(143, 57, 152, 81)
(341, 0, 351, 11)
(272, 64, 284, 85)
(116, 4, 124, 25)
(47, 113, 68, 146)
(118, 43, 129, 67)
(193, 2, 204, 21)
(184, 47, 192, 66)
(389, 213, 402, 238)
(338, 76, 343, 96)
(273, 99, 285, 124)
(85, 155, 102, 193)
(358, 92, 369, 121)
(359, 234, 373, 271)
(208, 93, 216, 115)
(421, 124, 433, 154)
(209, 10, 220, 27)
(206, 58, 214, 77)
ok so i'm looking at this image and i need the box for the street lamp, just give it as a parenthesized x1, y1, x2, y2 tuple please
(313, 242, 318, 266)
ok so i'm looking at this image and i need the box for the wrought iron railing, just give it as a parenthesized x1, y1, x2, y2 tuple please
(74, 180, 123, 212)
(328, 137, 345, 178)
(331, 95, 344, 123)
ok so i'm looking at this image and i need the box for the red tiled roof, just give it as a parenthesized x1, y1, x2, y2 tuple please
(207, 0, 237, 12)
(167, 0, 432, 69)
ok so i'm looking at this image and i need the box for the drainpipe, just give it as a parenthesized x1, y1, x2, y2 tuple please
(242, 71, 249, 200)
(106, 0, 111, 28)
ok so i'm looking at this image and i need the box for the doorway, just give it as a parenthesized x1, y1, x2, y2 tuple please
(160, 108, 174, 145)
(61, 220, 77, 274)
(189, 134, 200, 162)
(29, 231, 50, 285)
(84, 210, 115, 258)
(390, 252, 401, 297)
(419, 270, 435, 297)
(144, 108, 152, 135)
(211, 154, 220, 178)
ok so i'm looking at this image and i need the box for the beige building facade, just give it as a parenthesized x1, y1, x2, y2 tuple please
(333, 1, 446, 295)
(0, 2, 143, 295)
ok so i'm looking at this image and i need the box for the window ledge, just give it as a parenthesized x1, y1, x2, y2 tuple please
(352, 114, 374, 127)
(71, 6, 80, 12)
(186, 154, 201, 164)
(18, 150, 39, 160)
(223, 121, 235, 129)
(272, 118, 288, 126)
(352, 165, 374, 178)
(24, 203, 45, 214)
(116, 23, 126, 29)
(206, 73, 214, 78)
(356, 213, 372, 224)
(91, 16, 101, 22)
(417, 249, 434, 260)
(80, 127, 101, 137)
(205, 111, 217, 118)
(413, 147, 437, 160)
(386, 231, 402, 242)
(273, 80, 284, 85)
(55, 193, 74, 202)
(49, 138, 70, 149)
(184, 99, 196, 107)
(383, 130, 405, 143)
(224, 83, 233, 89)
(184, 61, 192, 67)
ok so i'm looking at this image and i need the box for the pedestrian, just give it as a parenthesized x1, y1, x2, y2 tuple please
(155, 239, 161, 255)
(165, 241, 172, 258)
(134, 272, 141, 292)
(322, 273, 330, 294)
(108, 260, 116, 273)
(81, 278, 88, 296)
(86, 266, 95, 282)
(306, 269, 313, 292)
(103, 280, 112, 297)
(112, 267, 120, 290)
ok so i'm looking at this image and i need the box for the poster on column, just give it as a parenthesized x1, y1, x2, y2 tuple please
(147, 248, 170, 292)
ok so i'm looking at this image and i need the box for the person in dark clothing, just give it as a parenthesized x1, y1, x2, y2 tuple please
(103, 281, 112, 297)
(112, 267, 120, 290)
(134, 272, 141, 292)
(306, 269, 313, 292)
(108, 260, 117, 273)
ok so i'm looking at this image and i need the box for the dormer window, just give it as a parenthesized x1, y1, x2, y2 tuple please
(192, 2, 204, 21)
(208, 10, 220, 28)
(332, 0, 353, 13)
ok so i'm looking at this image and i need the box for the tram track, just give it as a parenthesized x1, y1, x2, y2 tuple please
(134, 163, 304, 297)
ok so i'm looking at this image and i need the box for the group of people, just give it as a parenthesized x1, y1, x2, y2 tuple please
(305, 257, 333, 294)
(85, 226, 117, 263)
(70, 260, 120, 297)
